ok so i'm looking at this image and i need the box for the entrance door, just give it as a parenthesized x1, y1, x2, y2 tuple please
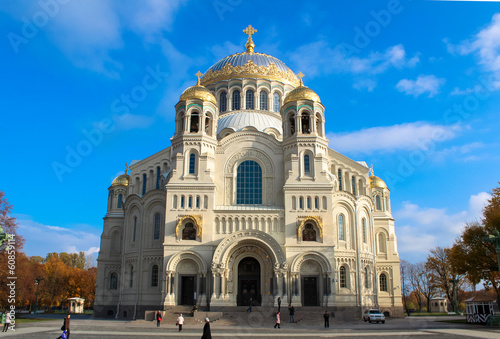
(237, 257, 261, 306)
(302, 276, 318, 306)
(180, 275, 195, 305)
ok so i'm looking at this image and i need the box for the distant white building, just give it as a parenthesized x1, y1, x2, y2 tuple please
(429, 297, 448, 313)
(94, 26, 403, 320)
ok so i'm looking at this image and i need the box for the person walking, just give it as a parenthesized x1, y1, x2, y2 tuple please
(176, 314, 184, 332)
(57, 315, 70, 339)
(288, 305, 295, 323)
(155, 310, 162, 327)
(2, 312, 10, 332)
(246, 298, 253, 312)
(323, 311, 330, 328)
(273, 311, 281, 329)
(277, 297, 281, 312)
(201, 317, 211, 339)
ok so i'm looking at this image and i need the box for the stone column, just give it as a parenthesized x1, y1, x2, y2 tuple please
(221, 270, 227, 299)
(211, 272, 218, 299)
(282, 271, 288, 300)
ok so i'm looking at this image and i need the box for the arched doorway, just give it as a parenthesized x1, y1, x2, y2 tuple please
(237, 257, 261, 306)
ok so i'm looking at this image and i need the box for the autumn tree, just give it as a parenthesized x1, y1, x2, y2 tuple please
(425, 246, 464, 312)
(0, 190, 25, 250)
(449, 182, 500, 305)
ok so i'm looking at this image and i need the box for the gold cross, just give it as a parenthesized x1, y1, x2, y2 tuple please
(243, 25, 257, 37)
(195, 71, 203, 85)
(125, 162, 129, 175)
(297, 72, 305, 86)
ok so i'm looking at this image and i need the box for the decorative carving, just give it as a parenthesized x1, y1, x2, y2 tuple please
(226, 149, 273, 174)
(201, 58, 300, 87)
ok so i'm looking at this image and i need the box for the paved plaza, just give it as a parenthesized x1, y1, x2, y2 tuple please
(3, 315, 500, 338)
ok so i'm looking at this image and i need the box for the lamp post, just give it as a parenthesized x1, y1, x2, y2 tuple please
(34, 278, 44, 314)
(449, 278, 459, 314)
(483, 230, 500, 273)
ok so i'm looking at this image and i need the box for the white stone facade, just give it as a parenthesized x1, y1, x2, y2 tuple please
(94, 38, 403, 319)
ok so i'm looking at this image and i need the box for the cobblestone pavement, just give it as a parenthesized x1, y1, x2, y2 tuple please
(4, 316, 500, 338)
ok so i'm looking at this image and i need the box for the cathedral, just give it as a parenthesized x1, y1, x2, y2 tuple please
(94, 26, 403, 319)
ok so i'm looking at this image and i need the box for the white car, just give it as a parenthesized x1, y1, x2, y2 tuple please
(363, 309, 385, 323)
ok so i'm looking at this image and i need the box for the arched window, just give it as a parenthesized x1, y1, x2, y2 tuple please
(196, 196, 200, 209)
(301, 112, 311, 133)
(338, 214, 345, 241)
(182, 222, 196, 240)
(315, 197, 319, 209)
(129, 266, 134, 288)
(189, 153, 196, 174)
(289, 114, 296, 135)
(340, 266, 347, 288)
(110, 272, 118, 290)
(246, 90, 254, 109)
(352, 176, 357, 195)
(362, 218, 367, 243)
(117, 194, 123, 209)
(142, 174, 147, 195)
(220, 92, 227, 112)
(156, 166, 161, 189)
(299, 197, 304, 209)
(188, 196, 192, 209)
(316, 113, 323, 136)
(365, 267, 369, 289)
(273, 93, 280, 112)
(151, 265, 159, 287)
(153, 213, 161, 240)
(378, 233, 386, 253)
(304, 154, 310, 175)
(236, 160, 262, 204)
(260, 91, 268, 110)
(338, 169, 343, 191)
(379, 273, 388, 292)
(386, 196, 390, 211)
(180, 196, 185, 208)
(292, 196, 297, 210)
(307, 197, 312, 210)
(376, 195, 382, 210)
(132, 217, 137, 242)
(232, 90, 240, 110)
(190, 112, 199, 132)
(302, 223, 317, 241)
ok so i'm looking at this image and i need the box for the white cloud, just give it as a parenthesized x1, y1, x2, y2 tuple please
(327, 122, 460, 154)
(353, 79, 377, 92)
(288, 42, 419, 82)
(5, 0, 187, 76)
(396, 75, 446, 97)
(445, 13, 500, 88)
(15, 215, 101, 257)
(450, 85, 482, 95)
(396, 192, 491, 262)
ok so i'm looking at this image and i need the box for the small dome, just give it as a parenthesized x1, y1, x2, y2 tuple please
(217, 112, 282, 135)
(284, 85, 321, 104)
(112, 173, 130, 187)
(179, 83, 216, 105)
(369, 174, 387, 189)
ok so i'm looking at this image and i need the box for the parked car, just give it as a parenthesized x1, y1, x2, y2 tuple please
(363, 309, 385, 323)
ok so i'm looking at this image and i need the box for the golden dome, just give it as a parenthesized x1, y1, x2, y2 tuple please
(112, 174, 129, 187)
(179, 79, 216, 105)
(368, 166, 387, 189)
(111, 164, 130, 187)
(284, 85, 321, 104)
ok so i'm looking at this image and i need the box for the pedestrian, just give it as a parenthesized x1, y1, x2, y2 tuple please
(273, 311, 281, 329)
(323, 311, 330, 328)
(288, 305, 295, 323)
(2, 312, 10, 332)
(277, 297, 281, 311)
(201, 317, 211, 339)
(156, 310, 162, 327)
(176, 313, 184, 332)
(57, 315, 70, 339)
(246, 298, 253, 312)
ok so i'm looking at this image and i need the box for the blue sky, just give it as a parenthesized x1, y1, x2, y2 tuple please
(1, 0, 499, 263)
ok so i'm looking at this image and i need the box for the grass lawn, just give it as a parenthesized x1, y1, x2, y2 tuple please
(437, 319, 469, 324)
(410, 312, 458, 317)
